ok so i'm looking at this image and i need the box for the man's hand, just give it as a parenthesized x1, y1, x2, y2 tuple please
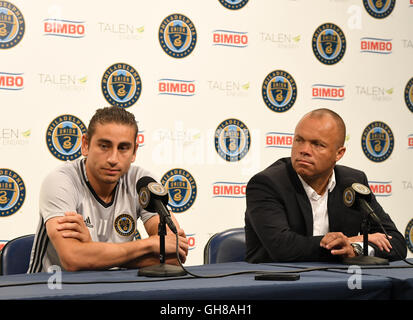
(349, 233, 392, 253)
(56, 212, 92, 243)
(320, 232, 355, 258)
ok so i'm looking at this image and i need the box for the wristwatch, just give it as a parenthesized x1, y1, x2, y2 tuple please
(350, 243, 363, 256)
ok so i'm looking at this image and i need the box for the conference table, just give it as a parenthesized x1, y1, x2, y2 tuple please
(1, 260, 412, 301)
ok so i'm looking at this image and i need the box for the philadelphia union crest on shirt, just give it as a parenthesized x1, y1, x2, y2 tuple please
(114, 214, 135, 237)
(218, 0, 249, 10)
(363, 0, 395, 19)
(361, 121, 394, 162)
(0, 169, 25, 217)
(215, 119, 251, 162)
(262, 70, 297, 113)
(159, 14, 196, 58)
(46, 114, 86, 161)
(0, 1, 25, 49)
(101, 63, 142, 108)
(405, 77, 413, 113)
(161, 169, 197, 213)
(312, 23, 346, 65)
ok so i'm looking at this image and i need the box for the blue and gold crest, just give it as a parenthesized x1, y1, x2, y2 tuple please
(46, 114, 86, 161)
(262, 70, 297, 113)
(159, 14, 197, 58)
(161, 169, 197, 213)
(215, 119, 251, 162)
(0, 1, 25, 49)
(101, 63, 142, 108)
(361, 121, 394, 162)
(312, 23, 346, 65)
(405, 219, 413, 254)
(0, 169, 25, 217)
(363, 0, 395, 19)
(114, 214, 135, 237)
(218, 0, 249, 10)
(404, 77, 413, 113)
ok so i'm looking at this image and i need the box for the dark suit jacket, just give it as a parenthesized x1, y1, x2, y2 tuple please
(244, 157, 407, 263)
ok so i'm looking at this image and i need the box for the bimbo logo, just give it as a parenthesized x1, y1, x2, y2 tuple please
(361, 37, 392, 54)
(265, 132, 293, 149)
(44, 19, 85, 38)
(408, 134, 413, 149)
(312, 84, 345, 101)
(212, 30, 248, 48)
(0, 72, 23, 90)
(369, 181, 392, 197)
(212, 182, 246, 198)
(158, 79, 195, 96)
(186, 233, 196, 250)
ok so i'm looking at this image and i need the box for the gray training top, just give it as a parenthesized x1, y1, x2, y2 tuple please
(28, 158, 157, 273)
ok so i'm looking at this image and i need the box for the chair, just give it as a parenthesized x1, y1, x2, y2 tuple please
(0, 234, 35, 275)
(203, 227, 246, 264)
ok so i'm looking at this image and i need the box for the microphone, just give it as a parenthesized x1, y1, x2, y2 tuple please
(136, 176, 178, 234)
(343, 182, 381, 224)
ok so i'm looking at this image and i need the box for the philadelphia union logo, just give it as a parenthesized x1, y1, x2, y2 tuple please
(114, 214, 135, 237)
(101, 63, 142, 108)
(361, 121, 394, 162)
(161, 169, 197, 213)
(0, 169, 25, 217)
(262, 70, 297, 112)
(46, 114, 86, 161)
(405, 219, 413, 253)
(159, 13, 196, 58)
(218, 0, 249, 10)
(215, 119, 250, 162)
(363, 0, 395, 19)
(312, 23, 346, 65)
(404, 77, 413, 113)
(0, 1, 25, 49)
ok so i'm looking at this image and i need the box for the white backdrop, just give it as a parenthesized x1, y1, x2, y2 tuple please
(0, 0, 412, 265)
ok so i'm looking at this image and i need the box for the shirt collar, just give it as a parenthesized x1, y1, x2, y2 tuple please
(298, 170, 336, 200)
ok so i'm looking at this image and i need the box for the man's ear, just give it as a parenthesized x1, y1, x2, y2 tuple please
(81, 134, 89, 157)
(336, 146, 346, 162)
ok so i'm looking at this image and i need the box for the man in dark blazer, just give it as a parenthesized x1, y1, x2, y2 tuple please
(245, 108, 406, 263)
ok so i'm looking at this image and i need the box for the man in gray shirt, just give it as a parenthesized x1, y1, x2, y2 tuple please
(28, 107, 188, 273)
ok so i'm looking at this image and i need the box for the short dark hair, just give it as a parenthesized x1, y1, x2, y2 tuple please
(306, 108, 346, 147)
(86, 106, 138, 143)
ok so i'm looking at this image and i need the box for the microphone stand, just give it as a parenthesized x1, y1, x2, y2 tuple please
(343, 212, 389, 265)
(138, 215, 187, 277)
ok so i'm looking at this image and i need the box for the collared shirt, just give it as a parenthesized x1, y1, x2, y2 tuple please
(297, 171, 374, 255)
(298, 171, 336, 236)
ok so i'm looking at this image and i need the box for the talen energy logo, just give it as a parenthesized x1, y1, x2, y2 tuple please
(43, 19, 85, 38)
(0, 1, 25, 49)
(312, 84, 345, 101)
(158, 78, 195, 96)
(0, 71, 23, 90)
(212, 30, 248, 48)
(0, 168, 26, 217)
(360, 37, 392, 54)
(212, 182, 246, 198)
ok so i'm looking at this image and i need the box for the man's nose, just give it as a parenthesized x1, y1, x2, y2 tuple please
(107, 148, 119, 164)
